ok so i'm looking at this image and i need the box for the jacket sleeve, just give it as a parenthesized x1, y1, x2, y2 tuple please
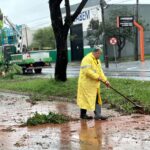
(81, 57, 99, 80)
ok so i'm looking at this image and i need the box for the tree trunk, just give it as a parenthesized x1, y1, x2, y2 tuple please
(117, 35, 126, 59)
(55, 35, 68, 81)
(118, 47, 122, 59)
(49, 0, 88, 81)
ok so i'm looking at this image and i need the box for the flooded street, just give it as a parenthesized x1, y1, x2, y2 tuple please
(0, 92, 150, 150)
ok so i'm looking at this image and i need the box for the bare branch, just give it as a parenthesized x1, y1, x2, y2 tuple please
(65, 0, 71, 18)
(49, 0, 64, 35)
(71, 0, 88, 22)
(63, 0, 71, 30)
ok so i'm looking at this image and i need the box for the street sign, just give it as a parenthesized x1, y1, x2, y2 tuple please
(109, 37, 117, 45)
(109, 37, 118, 69)
(117, 16, 134, 27)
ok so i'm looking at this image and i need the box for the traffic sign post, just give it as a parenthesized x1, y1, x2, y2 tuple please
(109, 37, 117, 45)
(117, 16, 134, 27)
(109, 37, 118, 69)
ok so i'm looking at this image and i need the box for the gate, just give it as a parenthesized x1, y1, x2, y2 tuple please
(70, 24, 83, 61)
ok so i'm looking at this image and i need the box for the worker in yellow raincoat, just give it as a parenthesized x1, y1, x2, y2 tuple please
(77, 46, 110, 120)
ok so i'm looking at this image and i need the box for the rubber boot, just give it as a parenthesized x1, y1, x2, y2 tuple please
(94, 104, 108, 120)
(80, 109, 93, 120)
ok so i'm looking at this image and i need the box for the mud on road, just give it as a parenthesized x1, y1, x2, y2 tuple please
(0, 92, 150, 150)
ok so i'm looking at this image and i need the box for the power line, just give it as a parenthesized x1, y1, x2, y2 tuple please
(26, 16, 50, 24)
(106, 0, 113, 3)
(26, 0, 136, 28)
(27, 19, 50, 27)
(106, 0, 136, 12)
(30, 22, 50, 29)
(20, 0, 49, 12)
(107, 0, 134, 4)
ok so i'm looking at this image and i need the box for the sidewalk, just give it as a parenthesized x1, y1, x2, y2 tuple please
(42, 60, 150, 81)
(102, 60, 150, 81)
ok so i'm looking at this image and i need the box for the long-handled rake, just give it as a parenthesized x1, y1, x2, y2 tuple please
(101, 80, 144, 113)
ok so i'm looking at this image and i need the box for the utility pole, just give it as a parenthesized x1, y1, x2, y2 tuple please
(100, 0, 109, 68)
(25, 25, 29, 48)
(135, 0, 139, 60)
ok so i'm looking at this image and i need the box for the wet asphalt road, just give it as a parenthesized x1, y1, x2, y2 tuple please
(39, 60, 150, 81)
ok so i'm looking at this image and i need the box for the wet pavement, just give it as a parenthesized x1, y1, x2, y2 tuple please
(103, 60, 150, 81)
(0, 92, 150, 150)
(39, 60, 150, 81)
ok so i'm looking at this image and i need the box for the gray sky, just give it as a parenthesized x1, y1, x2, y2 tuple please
(0, 0, 150, 29)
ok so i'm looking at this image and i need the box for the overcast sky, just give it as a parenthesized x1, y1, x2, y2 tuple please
(0, 0, 150, 29)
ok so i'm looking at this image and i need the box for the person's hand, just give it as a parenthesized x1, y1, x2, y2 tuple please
(105, 81, 110, 88)
(98, 77, 102, 81)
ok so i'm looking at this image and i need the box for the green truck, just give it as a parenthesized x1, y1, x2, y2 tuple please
(0, 45, 52, 74)
(0, 16, 52, 74)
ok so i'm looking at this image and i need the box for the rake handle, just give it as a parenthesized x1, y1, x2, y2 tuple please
(101, 80, 137, 106)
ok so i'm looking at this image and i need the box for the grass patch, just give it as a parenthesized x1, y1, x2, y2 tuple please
(0, 76, 77, 99)
(101, 78, 150, 114)
(26, 112, 70, 126)
(0, 76, 150, 114)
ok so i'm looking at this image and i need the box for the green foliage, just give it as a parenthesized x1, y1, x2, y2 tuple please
(0, 64, 22, 79)
(0, 77, 77, 98)
(26, 111, 70, 126)
(101, 78, 150, 114)
(0, 64, 7, 72)
(86, 6, 149, 47)
(0, 29, 6, 46)
(105, 7, 133, 41)
(30, 26, 55, 50)
(86, 19, 103, 47)
(106, 6, 149, 40)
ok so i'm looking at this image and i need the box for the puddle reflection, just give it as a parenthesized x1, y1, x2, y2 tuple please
(79, 121, 102, 150)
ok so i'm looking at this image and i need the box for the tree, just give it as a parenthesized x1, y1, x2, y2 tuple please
(86, 6, 149, 59)
(30, 26, 55, 49)
(106, 6, 135, 59)
(49, 0, 88, 81)
(86, 19, 103, 47)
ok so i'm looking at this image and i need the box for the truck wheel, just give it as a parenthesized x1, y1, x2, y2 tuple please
(22, 68, 26, 74)
(34, 68, 42, 74)
(27, 69, 33, 74)
(22, 68, 33, 74)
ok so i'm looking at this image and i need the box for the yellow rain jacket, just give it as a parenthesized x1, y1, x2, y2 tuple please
(77, 52, 107, 111)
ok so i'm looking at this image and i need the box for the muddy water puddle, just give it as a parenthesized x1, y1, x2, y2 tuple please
(0, 92, 150, 150)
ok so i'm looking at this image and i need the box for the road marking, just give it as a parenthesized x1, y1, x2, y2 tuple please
(127, 67, 137, 70)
